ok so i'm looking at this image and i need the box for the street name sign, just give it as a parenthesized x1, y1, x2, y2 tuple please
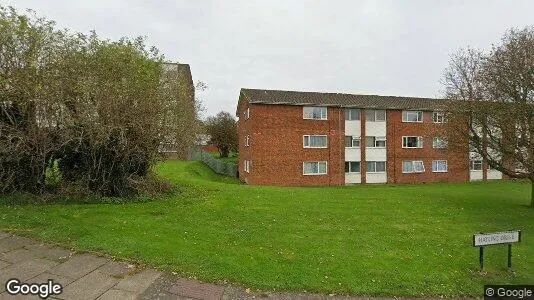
(473, 231, 521, 247)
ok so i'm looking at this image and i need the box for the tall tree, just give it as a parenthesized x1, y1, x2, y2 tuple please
(442, 27, 534, 207)
(205, 111, 237, 158)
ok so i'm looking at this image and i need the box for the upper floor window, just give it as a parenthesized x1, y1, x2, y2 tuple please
(345, 136, 361, 148)
(245, 135, 250, 147)
(366, 110, 386, 122)
(303, 161, 327, 175)
(432, 111, 445, 123)
(402, 160, 425, 173)
(402, 136, 423, 148)
(366, 136, 386, 148)
(303, 107, 327, 120)
(344, 108, 361, 121)
(432, 160, 448, 172)
(470, 160, 482, 171)
(303, 135, 327, 148)
(366, 161, 386, 173)
(345, 161, 361, 173)
(402, 110, 423, 122)
(432, 137, 448, 149)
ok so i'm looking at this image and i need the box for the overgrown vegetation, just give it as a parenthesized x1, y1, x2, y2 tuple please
(0, 160, 532, 296)
(0, 6, 198, 197)
(205, 111, 238, 158)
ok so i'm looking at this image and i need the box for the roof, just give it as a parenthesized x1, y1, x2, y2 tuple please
(239, 88, 453, 112)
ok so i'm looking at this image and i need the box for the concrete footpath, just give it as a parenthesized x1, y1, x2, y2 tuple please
(0, 232, 461, 300)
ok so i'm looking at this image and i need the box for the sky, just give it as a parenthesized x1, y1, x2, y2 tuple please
(3, 0, 534, 118)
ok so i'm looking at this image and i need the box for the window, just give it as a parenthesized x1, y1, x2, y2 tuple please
(344, 136, 361, 148)
(303, 107, 327, 120)
(402, 110, 423, 122)
(432, 112, 445, 123)
(366, 161, 386, 173)
(402, 161, 425, 173)
(244, 160, 252, 173)
(344, 108, 361, 121)
(432, 137, 447, 149)
(432, 160, 448, 172)
(245, 135, 250, 147)
(303, 161, 327, 175)
(303, 135, 327, 148)
(402, 136, 423, 148)
(245, 107, 250, 120)
(366, 110, 386, 122)
(345, 161, 361, 173)
(470, 160, 482, 171)
(366, 136, 386, 148)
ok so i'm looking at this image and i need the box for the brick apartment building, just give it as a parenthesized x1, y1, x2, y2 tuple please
(236, 88, 503, 186)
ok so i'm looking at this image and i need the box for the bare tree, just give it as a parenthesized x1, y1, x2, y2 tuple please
(442, 27, 534, 207)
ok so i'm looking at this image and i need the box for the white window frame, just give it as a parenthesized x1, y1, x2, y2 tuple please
(303, 161, 328, 175)
(303, 106, 328, 120)
(366, 109, 386, 122)
(344, 108, 361, 121)
(432, 111, 444, 123)
(470, 160, 483, 171)
(432, 160, 448, 173)
(345, 135, 361, 148)
(366, 161, 386, 173)
(402, 160, 425, 173)
(244, 160, 251, 173)
(432, 137, 448, 149)
(345, 161, 361, 173)
(245, 135, 250, 147)
(366, 136, 387, 148)
(303, 135, 328, 148)
(402, 110, 424, 122)
(402, 136, 423, 148)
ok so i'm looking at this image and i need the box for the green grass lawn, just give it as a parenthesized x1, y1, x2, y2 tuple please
(0, 160, 533, 296)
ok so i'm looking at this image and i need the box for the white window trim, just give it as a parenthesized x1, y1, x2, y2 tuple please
(345, 108, 361, 121)
(432, 160, 448, 173)
(432, 111, 444, 124)
(345, 161, 361, 173)
(244, 160, 251, 173)
(303, 161, 328, 175)
(366, 109, 387, 122)
(245, 135, 250, 147)
(303, 106, 328, 120)
(366, 161, 387, 173)
(366, 136, 387, 148)
(345, 136, 361, 148)
(470, 160, 483, 171)
(303, 135, 328, 148)
(432, 137, 447, 149)
(402, 110, 424, 123)
(245, 107, 250, 120)
(402, 136, 423, 148)
(402, 160, 425, 173)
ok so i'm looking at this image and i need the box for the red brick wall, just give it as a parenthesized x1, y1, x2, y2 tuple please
(238, 102, 344, 186)
(386, 110, 469, 183)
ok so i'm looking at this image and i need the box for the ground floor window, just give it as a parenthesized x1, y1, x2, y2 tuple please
(470, 160, 482, 171)
(244, 160, 252, 173)
(432, 160, 448, 172)
(345, 161, 361, 173)
(366, 161, 386, 173)
(402, 160, 425, 173)
(303, 161, 327, 175)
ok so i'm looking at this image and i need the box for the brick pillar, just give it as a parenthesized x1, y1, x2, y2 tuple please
(361, 109, 366, 184)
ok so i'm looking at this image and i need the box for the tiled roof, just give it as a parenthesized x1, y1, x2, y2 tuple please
(240, 88, 452, 110)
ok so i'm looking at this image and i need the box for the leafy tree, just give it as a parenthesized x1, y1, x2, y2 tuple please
(442, 27, 534, 207)
(0, 6, 200, 196)
(205, 111, 237, 158)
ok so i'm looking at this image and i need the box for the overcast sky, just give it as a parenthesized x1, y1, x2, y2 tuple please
(3, 0, 534, 117)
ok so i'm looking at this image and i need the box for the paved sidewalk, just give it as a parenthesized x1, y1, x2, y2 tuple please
(0, 232, 463, 300)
